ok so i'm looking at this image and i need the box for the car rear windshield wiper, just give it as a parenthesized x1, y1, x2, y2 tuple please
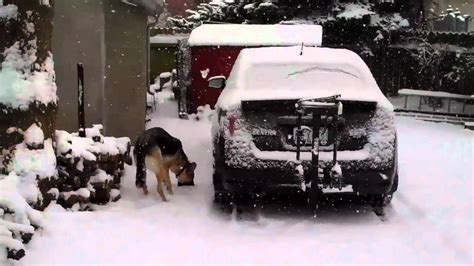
(297, 94, 342, 105)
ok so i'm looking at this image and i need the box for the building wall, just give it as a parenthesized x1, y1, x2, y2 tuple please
(53, 0, 150, 142)
(103, 0, 148, 142)
(427, 0, 474, 30)
(52, 0, 106, 132)
(444, 0, 473, 30)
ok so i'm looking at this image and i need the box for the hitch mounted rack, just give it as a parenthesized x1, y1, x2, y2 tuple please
(294, 95, 345, 206)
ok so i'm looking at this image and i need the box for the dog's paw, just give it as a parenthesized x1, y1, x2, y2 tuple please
(158, 195, 168, 202)
(143, 187, 149, 195)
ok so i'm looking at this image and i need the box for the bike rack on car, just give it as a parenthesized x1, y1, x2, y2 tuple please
(295, 95, 344, 210)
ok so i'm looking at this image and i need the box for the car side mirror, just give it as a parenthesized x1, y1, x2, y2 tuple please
(208, 76, 226, 89)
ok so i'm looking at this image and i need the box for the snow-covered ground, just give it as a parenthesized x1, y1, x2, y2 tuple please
(19, 97, 473, 265)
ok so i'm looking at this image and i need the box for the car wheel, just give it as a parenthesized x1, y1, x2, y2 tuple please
(389, 173, 399, 194)
(307, 184, 322, 215)
(213, 171, 234, 213)
(213, 139, 233, 213)
(369, 173, 399, 216)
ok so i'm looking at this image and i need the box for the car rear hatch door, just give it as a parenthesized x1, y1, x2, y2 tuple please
(241, 99, 377, 153)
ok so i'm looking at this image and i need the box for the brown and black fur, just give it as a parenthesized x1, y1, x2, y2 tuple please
(134, 127, 196, 201)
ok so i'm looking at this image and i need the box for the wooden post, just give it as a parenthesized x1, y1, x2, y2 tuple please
(78, 63, 86, 137)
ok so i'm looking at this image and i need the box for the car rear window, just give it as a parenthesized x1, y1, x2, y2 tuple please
(245, 64, 363, 92)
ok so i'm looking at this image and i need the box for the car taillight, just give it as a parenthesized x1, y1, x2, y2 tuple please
(227, 113, 239, 136)
(218, 108, 241, 137)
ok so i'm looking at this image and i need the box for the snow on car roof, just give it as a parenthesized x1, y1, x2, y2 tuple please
(188, 24, 323, 47)
(217, 46, 393, 110)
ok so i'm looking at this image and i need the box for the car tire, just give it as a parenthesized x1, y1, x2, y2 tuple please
(307, 184, 322, 214)
(213, 139, 233, 213)
(370, 173, 399, 210)
(213, 171, 234, 214)
(390, 173, 399, 194)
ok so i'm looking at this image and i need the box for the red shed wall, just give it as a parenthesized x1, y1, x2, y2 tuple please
(189, 46, 244, 113)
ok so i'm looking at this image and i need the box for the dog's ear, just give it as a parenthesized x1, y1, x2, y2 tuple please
(188, 162, 197, 172)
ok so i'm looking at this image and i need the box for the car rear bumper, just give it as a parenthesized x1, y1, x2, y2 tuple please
(220, 164, 397, 195)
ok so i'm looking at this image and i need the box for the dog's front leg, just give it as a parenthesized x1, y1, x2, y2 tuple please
(156, 170, 168, 202)
(163, 168, 174, 195)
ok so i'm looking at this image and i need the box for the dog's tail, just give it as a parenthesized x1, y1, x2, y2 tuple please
(134, 143, 147, 190)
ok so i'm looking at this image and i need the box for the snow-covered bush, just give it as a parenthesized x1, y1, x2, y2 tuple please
(55, 126, 131, 210)
(0, 4, 57, 111)
(189, 104, 215, 122)
(6, 123, 59, 211)
(167, 1, 232, 29)
(0, 172, 43, 263)
(0, 1, 57, 184)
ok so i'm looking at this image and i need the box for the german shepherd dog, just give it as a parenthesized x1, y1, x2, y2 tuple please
(134, 127, 196, 201)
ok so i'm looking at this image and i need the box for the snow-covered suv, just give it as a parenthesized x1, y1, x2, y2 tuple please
(211, 46, 398, 212)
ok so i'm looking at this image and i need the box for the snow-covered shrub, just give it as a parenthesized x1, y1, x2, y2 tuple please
(0, 3, 57, 138)
(55, 126, 131, 210)
(5, 124, 59, 211)
(168, 0, 246, 29)
(0, 172, 43, 262)
(0, 1, 55, 263)
(1, 2, 58, 204)
(408, 40, 447, 96)
(371, 13, 410, 31)
(244, 1, 284, 24)
(189, 104, 215, 122)
(335, 2, 375, 20)
(0, 22, 57, 110)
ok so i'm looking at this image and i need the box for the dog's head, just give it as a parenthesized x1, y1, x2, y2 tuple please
(175, 161, 197, 186)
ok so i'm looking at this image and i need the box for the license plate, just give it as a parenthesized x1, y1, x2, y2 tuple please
(293, 126, 329, 146)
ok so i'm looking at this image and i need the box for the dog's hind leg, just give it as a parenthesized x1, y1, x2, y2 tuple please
(155, 170, 168, 202)
(163, 168, 174, 195)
